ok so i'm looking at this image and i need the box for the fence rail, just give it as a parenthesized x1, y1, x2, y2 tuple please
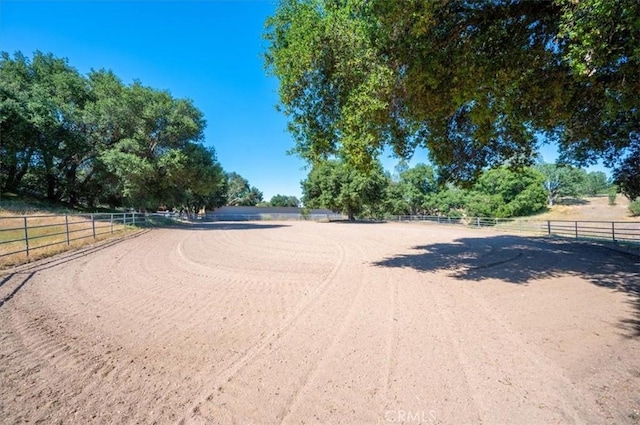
(3, 211, 637, 262)
(394, 215, 640, 245)
(0, 212, 147, 259)
(205, 213, 346, 221)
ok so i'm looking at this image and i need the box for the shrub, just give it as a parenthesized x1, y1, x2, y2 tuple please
(629, 199, 640, 216)
(608, 190, 617, 205)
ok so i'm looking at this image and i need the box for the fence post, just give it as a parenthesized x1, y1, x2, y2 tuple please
(547, 220, 551, 236)
(65, 214, 70, 245)
(123, 213, 127, 227)
(23, 216, 29, 257)
(575, 221, 578, 239)
(477, 217, 480, 228)
(110, 213, 114, 233)
(133, 213, 136, 226)
(612, 222, 615, 242)
(91, 214, 96, 239)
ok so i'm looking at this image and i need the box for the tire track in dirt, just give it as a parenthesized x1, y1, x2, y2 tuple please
(276, 238, 368, 423)
(398, 234, 599, 424)
(426, 278, 596, 423)
(180, 228, 350, 424)
(381, 272, 399, 409)
(275, 226, 416, 424)
(1, 221, 638, 424)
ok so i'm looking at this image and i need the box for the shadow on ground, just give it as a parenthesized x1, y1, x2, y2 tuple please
(373, 235, 640, 337)
(0, 230, 150, 310)
(152, 222, 291, 231)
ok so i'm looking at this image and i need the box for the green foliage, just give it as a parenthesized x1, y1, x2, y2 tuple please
(629, 200, 640, 216)
(265, 0, 640, 188)
(0, 51, 227, 211)
(580, 171, 610, 196)
(385, 163, 437, 215)
(269, 194, 300, 207)
(301, 159, 388, 220)
(613, 149, 640, 200)
(423, 185, 467, 218)
(302, 161, 600, 219)
(536, 163, 587, 206)
(468, 167, 546, 218)
(608, 189, 617, 206)
(225, 172, 263, 206)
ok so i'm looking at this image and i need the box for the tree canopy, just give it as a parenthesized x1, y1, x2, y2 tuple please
(269, 194, 300, 207)
(224, 172, 264, 206)
(265, 0, 640, 196)
(302, 161, 606, 220)
(301, 159, 388, 220)
(0, 51, 229, 211)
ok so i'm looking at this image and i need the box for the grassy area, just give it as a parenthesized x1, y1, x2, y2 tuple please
(531, 196, 633, 222)
(0, 216, 138, 269)
(0, 203, 143, 269)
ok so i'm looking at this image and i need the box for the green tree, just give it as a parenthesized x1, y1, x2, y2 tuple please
(0, 51, 91, 202)
(579, 171, 610, 196)
(265, 1, 640, 187)
(301, 159, 388, 221)
(468, 167, 546, 217)
(270, 194, 300, 207)
(98, 82, 208, 209)
(385, 163, 437, 215)
(427, 185, 467, 218)
(537, 164, 586, 206)
(613, 149, 640, 200)
(1, 51, 226, 212)
(225, 172, 263, 206)
(0, 52, 37, 193)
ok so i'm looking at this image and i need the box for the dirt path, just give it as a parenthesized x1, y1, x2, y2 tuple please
(1, 221, 638, 424)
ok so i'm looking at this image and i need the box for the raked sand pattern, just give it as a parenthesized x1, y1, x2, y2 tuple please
(1, 221, 639, 424)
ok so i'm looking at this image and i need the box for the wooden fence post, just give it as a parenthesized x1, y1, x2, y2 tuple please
(23, 216, 29, 257)
(612, 222, 615, 242)
(91, 214, 96, 239)
(65, 215, 70, 245)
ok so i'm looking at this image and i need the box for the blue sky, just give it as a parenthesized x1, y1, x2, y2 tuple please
(1, 0, 311, 200)
(0, 1, 605, 200)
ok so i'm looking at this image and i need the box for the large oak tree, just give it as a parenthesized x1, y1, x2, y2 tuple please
(265, 0, 640, 197)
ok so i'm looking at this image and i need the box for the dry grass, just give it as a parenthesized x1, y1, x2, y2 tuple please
(533, 195, 633, 221)
(0, 212, 138, 269)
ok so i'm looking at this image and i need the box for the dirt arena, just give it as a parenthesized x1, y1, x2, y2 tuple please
(1, 221, 639, 424)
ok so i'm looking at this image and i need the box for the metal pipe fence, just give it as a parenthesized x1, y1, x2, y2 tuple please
(205, 213, 346, 221)
(0, 212, 147, 259)
(394, 215, 640, 245)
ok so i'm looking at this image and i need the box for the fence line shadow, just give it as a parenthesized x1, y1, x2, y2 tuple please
(155, 222, 291, 231)
(373, 235, 640, 337)
(0, 229, 150, 310)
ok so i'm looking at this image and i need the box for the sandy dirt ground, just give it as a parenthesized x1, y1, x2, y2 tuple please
(0, 221, 639, 424)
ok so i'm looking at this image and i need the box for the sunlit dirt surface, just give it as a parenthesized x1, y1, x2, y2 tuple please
(1, 221, 638, 424)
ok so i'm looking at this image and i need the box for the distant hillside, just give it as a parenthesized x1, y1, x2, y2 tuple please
(532, 196, 634, 221)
